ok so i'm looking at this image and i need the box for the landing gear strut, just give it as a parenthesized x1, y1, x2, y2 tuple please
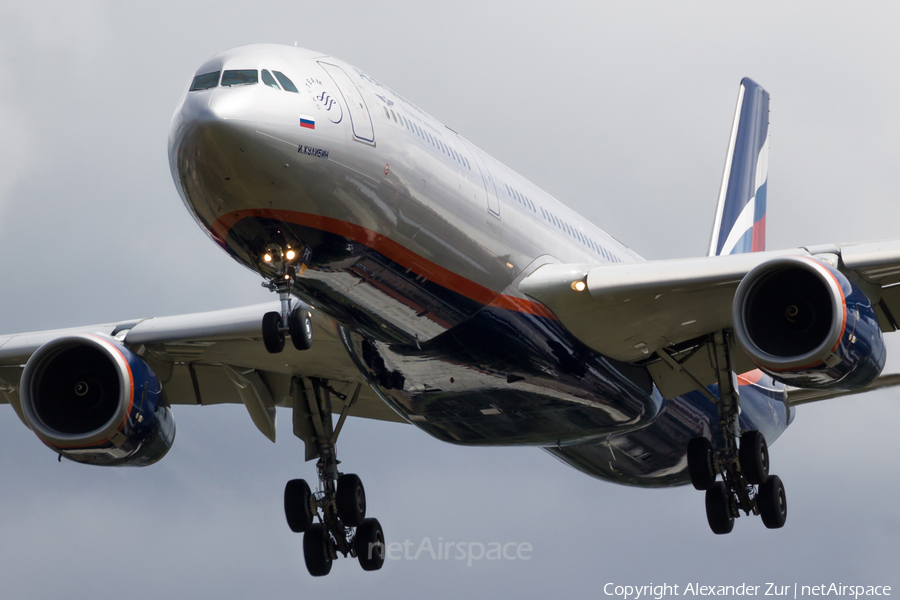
(685, 331, 787, 534)
(284, 377, 385, 576)
(260, 244, 313, 354)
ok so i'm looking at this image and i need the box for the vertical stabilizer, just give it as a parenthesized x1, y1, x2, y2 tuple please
(708, 78, 770, 257)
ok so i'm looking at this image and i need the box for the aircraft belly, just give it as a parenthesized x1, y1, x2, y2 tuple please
(337, 306, 666, 446)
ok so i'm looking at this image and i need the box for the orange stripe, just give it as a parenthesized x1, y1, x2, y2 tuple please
(212, 209, 557, 320)
(84, 334, 135, 431)
(489, 294, 558, 319)
(737, 369, 764, 385)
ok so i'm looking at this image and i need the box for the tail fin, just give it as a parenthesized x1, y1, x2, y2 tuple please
(708, 78, 770, 257)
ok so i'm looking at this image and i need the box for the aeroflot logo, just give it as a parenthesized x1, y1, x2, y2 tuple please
(315, 91, 337, 112)
(306, 77, 343, 124)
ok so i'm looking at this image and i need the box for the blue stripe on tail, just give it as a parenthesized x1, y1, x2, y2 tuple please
(709, 78, 770, 257)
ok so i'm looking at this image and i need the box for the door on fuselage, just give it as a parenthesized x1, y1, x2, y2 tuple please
(463, 141, 501, 218)
(318, 62, 375, 145)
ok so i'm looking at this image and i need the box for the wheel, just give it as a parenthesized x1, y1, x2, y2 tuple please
(758, 474, 787, 529)
(705, 482, 734, 534)
(355, 518, 385, 571)
(336, 473, 366, 527)
(303, 523, 333, 577)
(284, 479, 314, 533)
(687, 437, 716, 490)
(289, 308, 313, 351)
(262, 311, 284, 354)
(739, 430, 769, 485)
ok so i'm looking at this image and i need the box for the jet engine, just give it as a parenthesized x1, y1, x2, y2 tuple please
(19, 334, 175, 466)
(732, 255, 886, 390)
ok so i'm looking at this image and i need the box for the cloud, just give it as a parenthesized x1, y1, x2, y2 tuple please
(1, 2, 900, 597)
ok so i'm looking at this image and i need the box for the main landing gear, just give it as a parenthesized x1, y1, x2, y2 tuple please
(284, 377, 386, 576)
(685, 331, 788, 534)
(259, 244, 313, 354)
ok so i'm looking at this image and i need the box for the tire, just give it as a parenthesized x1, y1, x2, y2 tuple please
(705, 482, 734, 534)
(303, 523, 333, 577)
(262, 311, 284, 354)
(687, 437, 716, 490)
(289, 308, 313, 351)
(758, 474, 787, 529)
(739, 430, 769, 485)
(336, 473, 366, 527)
(355, 518, 385, 571)
(284, 479, 315, 533)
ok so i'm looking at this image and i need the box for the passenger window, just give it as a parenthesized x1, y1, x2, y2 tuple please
(273, 71, 299, 93)
(189, 71, 220, 91)
(221, 70, 258, 87)
(261, 70, 281, 89)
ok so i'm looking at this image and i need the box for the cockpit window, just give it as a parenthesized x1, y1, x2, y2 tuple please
(189, 71, 220, 91)
(221, 70, 258, 87)
(273, 71, 298, 93)
(261, 69, 281, 90)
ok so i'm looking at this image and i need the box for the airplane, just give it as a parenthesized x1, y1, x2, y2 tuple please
(2, 43, 899, 577)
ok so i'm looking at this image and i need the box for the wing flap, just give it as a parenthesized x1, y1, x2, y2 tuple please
(839, 239, 900, 285)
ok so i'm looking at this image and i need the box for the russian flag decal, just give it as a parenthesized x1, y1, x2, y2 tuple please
(299, 115, 316, 129)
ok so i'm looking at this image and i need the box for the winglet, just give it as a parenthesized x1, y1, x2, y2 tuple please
(708, 78, 770, 257)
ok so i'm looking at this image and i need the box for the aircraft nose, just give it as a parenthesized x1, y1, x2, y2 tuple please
(168, 85, 260, 174)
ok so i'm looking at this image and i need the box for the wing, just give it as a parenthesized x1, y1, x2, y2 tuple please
(519, 239, 900, 397)
(0, 302, 405, 442)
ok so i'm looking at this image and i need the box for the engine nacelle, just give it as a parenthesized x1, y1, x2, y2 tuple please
(19, 334, 175, 466)
(732, 256, 886, 390)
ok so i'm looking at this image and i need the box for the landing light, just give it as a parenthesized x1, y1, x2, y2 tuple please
(263, 253, 273, 263)
(572, 280, 586, 292)
(286, 249, 296, 260)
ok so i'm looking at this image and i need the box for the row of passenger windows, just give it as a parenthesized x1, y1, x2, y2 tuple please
(189, 69, 299, 93)
(505, 184, 537, 213)
(504, 183, 621, 262)
(543, 204, 622, 263)
(381, 105, 471, 171)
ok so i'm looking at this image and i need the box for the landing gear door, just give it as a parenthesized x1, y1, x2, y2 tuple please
(318, 62, 375, 145)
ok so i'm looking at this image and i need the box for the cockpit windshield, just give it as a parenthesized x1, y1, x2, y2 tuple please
(188, 68, 299, 93)
(273, 71, 298, 93)
(261, 69, 281, 89)
(221, 70, 258, 87)
(189, 71, 220, 91)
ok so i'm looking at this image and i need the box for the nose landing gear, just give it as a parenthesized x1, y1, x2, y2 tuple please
(684, 331, 788, 534)
(259, 245, 313, 353)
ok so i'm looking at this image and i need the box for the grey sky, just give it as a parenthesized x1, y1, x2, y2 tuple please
(1, 1, 899, 597)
